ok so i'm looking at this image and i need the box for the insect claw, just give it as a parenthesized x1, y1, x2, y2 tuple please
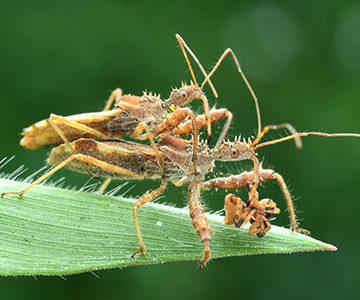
(257, 232, 266, 238)
(131, 246, 146, 258)
(296, 228, 310, 235)
(207, 134, 212, 145)
(235, 218, 244, 228)
(1, 192, 19, 197)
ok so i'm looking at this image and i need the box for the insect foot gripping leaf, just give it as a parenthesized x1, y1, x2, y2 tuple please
(0, 176, 337, 275)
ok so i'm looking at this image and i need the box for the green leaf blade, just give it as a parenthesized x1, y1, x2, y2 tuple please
(0, 178, 336, 276)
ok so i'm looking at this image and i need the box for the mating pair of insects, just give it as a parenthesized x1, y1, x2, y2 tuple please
(2, 34, 360, 268)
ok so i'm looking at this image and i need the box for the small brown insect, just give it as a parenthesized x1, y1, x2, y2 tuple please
(223, 192, 280, 238)
(203, 167, 298, 233)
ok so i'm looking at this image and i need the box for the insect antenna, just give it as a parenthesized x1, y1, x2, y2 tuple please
(253, 126, 360, 150)
(176, 34, 218, 98)
(200, 48, 262, 139)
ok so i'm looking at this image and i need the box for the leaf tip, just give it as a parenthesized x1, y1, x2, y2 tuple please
(324, 244, 337, 252)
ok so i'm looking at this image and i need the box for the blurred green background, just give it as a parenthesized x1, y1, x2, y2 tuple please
(1, 0, 360, 299)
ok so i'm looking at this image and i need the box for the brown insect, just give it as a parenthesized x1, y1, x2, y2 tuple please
(203, 167, 298, 231)
(18, 33, 268, 192)
(223, 192, 280, 238)
(2, 135, 256, 267)
(204, 168, 290, 236)
(3, 123, 359, 267)
(19, 34, 262, 153)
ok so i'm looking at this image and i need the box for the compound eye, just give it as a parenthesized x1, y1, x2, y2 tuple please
(180, 90, 188, 100)
(230, 147, 239, 158)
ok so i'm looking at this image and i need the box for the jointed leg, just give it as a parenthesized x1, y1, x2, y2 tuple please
(1, 153, 143, 198)
(200, 48, 262, 137)
(171, 177, 188, 187)
(202, 168, 303, 233)
(251, 123, 302, 149)
(103, 88, 123, 111)
(247, 155, 260, 208)
(49, 114, 110, 147)
(96, 177, 112, 194)
(154, 107, 199, 173)
(46, 88, 123, 151)
(173, 108, 233, 148)
(131, 178, 169, 257)
(47, 89, 123, 148)
(48, 114, 112, 179)
(223, 193, 280, 238)
(131, 122, 165, 176)
(175, 34, 217, 98)
(188, 181, 211, 268)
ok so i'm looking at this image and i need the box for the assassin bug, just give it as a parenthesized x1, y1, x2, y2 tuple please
(204, 167, 293, 236)
(3, 123, 359, 267)
(19, 33, 268, 178)
(19, 34, 262, 152)
(18, 33, 268, 191)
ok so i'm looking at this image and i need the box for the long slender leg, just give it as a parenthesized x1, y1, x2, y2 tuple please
(175, 34, 217, 98)
(47, 89, 123, 148)
(131, 178, 169, 257)
(96, 177, 112, 194)
(251, 123, 302, 149)
(1, 153, 144, 197)
(130, 122, 165, 176)
(48, 114, 110, 178)
(1, 148, 172, 257)
(173, 34, 217, 143)
(49, 114, 109, 146)
(188, 181, 211, 268)
(153, 107, 199, 173)
(247, 155, 260, 208)
(200, 48, 262, 138)
(94, 89, 122, 191)
(171, 176, 188, 187)
(197, 93, 211, 144)
(173, 108, 233, 148)
(102, 88, 122, 111)
(202, 168, 305, 233)
(98, 121, 164, 193)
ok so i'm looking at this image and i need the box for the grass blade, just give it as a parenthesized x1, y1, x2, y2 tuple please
(0, 177, 336, 276)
